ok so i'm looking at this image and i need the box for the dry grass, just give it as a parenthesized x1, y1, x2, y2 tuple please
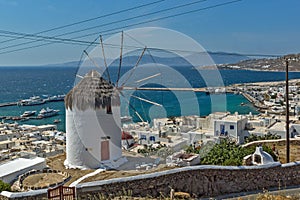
(46, 153, 94, 186)
(276, 144, 300, 163)
(254, 192, 300, 200)
(22, 173, 65, 188)
(46, 153, 175, 186)
(82, 164, 175, 183)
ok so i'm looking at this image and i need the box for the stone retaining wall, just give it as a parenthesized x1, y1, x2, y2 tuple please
(2, 162, 300, 199)
(76, 162, 300, 199)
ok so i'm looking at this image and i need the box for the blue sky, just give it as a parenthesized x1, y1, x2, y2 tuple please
(0, 0, 300, 65)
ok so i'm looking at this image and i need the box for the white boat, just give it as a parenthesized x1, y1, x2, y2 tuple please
(38, 107, 59, 118)
(121, 116, 132, 123)
(20, 110, 36, 117)
(18, 96, 45, 106)
(47, 94, 66, 102)
(53, 119, 61, 123)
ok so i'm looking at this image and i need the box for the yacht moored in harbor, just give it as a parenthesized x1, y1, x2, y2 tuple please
(20, 110, 36, 118)
(38, 107, 59, 118)
(46, 95, 66, 102)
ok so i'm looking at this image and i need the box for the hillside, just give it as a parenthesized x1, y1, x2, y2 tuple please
(218, 53, 300, 71)
(40, 52, 300, 72)
(43, 51, 249, 68)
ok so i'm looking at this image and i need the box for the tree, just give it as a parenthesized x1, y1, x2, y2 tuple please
(200, 139, 277, 166)
(0, 180, 11, 192)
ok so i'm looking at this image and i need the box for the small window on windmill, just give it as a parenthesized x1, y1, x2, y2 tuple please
(101, 136, 110, 140)
(106, 104, 112, 114)
(106, 99, 112, 114)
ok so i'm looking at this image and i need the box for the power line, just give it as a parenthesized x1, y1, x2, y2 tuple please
(0, 31, 283, 58)
(0, 30, 97, 47)
(0, 0, 209, 52)
(47, 0, 209, 39)
(0, 0, 166, 45)
(0, 36, 283, 59)
(85, 0, 243, 38)
(0, 0, 243, 55)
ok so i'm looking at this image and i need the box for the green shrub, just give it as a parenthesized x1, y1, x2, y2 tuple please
(0, 180, 11, 192)
(200, 140, 278, 166)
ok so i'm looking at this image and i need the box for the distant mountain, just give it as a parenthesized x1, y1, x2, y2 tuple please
(218, 53, 300, 71)
(44, 51, 250, 68)
(33, 52, 300, 72)
(102, 51, 250, 67)
(45, 61, 81, 67)
(207, 51, 249, 64)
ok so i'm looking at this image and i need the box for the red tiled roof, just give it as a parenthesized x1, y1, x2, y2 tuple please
(122, 131, 133, 140)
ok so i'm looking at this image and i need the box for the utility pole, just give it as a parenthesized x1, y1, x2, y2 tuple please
(285, 57, 290, 163)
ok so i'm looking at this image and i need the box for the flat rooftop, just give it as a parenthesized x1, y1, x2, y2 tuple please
(0, 157, 45, 178)
(216, 115, 246, 122)
(268, 121, 286, 132)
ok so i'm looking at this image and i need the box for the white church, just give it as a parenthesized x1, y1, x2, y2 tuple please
(64, 70, 126, 169)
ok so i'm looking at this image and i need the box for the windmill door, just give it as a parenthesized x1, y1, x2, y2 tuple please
(101, 140, 110, 161)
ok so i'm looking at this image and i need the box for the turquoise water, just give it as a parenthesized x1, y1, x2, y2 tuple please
(0, 66, 300, 131)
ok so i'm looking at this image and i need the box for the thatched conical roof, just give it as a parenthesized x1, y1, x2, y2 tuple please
(65, 70, 119, 111)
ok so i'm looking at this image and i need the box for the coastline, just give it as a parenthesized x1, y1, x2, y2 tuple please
(227, 78, 300, 115)
(229, 78, 300, 87)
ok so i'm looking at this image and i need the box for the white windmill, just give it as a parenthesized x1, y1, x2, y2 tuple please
(64, 32, 166, 169)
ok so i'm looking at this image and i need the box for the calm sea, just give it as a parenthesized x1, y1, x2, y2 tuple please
(1, 66, 300, 131)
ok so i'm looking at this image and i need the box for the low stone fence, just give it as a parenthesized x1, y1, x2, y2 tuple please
(242, 138, 300, 148)
(76, 162, 300, 199)
(2, 162, 300, 199)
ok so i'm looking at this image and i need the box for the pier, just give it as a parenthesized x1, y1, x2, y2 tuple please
(0, 95, 65, 108)
(0, 102, 17, 107)
(122, 87, 235, 93)
(241, 92, 268, 110)
(122, 87, 207, 92)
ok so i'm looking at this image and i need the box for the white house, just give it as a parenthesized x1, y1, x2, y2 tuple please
(137, 130, 160, 145)
(213, 113, 248, 144)
(0, 157, 46, 184)
(64, 70, 126, 169)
